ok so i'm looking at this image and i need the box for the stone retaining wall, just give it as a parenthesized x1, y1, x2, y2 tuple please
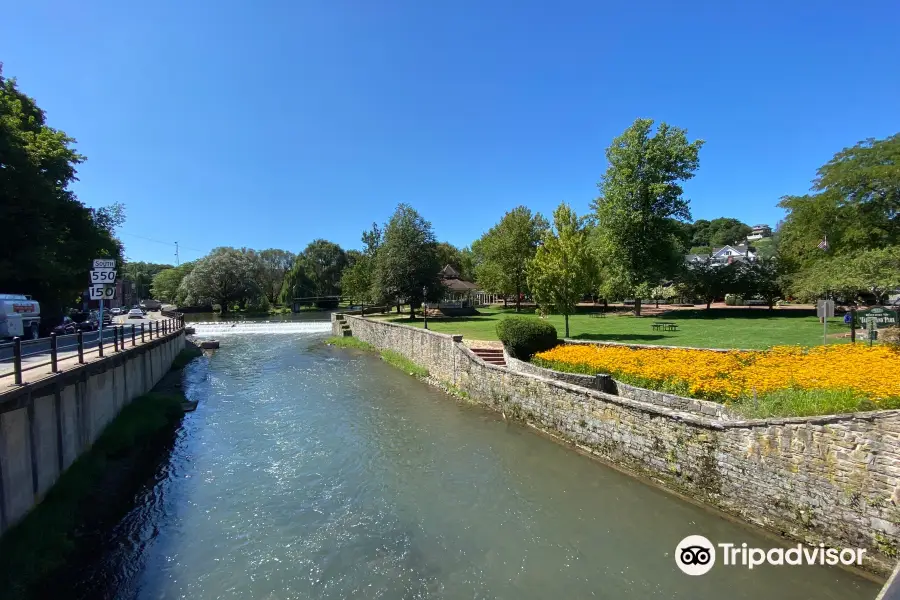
(0, 330, 186, 535)
(505, 354, 735, 420)
(335, 313, 900, 574)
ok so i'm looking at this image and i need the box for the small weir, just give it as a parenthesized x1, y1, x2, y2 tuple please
(189, 321, 333, 335)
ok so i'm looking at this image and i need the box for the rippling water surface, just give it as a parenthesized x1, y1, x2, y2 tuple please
(69, 327, 880, 599)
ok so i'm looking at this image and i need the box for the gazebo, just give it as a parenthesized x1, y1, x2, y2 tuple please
(435, 265, 478, 316)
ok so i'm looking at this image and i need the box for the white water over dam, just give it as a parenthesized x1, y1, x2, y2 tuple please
(190, 321, 332, 335)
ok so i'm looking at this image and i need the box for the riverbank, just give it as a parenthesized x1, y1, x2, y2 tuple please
(0, 345, 201, 600)
(333, 312, 900, 576)
(324, 336, 428, 377)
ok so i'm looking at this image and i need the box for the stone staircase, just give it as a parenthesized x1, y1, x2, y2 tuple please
(335, 314, 352, 337)
(471, 347, 506, 367)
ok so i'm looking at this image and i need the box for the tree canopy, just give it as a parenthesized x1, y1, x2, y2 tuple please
(124, 261, 173, 300)
(0, 67, 124, 315)
(475, 206, 547, 312)
(593, 118, 704, 314)
(151, 262, 196, 304)
(375, 204, 441, 318)
(178, 247, 258, 313)
(255, 249, 295, 304)
(778, 133, 900, 273)
(282, 240, 346, 301)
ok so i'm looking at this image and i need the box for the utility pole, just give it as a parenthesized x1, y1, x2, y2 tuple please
(175, 241, 180, 266)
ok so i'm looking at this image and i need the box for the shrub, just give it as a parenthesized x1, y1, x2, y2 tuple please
(882, 326, 900, 349)
(724, 293, 744, 306)
(496, 317, 558, 359)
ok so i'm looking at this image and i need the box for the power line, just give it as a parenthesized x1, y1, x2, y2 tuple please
(119, 232, 204, 254)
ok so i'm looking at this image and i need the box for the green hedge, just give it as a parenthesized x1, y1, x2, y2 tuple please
(496, 317, 558, 359)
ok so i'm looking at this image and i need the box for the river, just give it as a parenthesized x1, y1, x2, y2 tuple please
(62, 320, 880, 599)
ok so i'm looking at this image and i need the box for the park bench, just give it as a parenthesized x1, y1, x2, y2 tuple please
(588, 312, 606, 318)
(652, 322, 679, 331)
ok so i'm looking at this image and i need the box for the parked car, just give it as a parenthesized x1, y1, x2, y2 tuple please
(127, 308, 144, 319)
(52, 317, 77, 335)
(76, 318, 98, 332)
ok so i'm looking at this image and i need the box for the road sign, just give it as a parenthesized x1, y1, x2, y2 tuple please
(89, 284, 116, 300)
(90, 269, 117, 283)
(93, 259, 116, 269)
(816, 299, 835, 319)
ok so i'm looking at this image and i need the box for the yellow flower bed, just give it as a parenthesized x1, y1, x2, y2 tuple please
(534, 344, 900, 404)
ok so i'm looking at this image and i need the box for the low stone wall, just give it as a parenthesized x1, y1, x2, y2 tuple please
(0, 330, 186, 535)
(336, 313, 900, 574)
(505, 354, 735, 420)
(565, 338, 752, 353)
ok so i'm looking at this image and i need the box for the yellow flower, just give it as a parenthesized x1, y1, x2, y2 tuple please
(533, 344, 900, 404)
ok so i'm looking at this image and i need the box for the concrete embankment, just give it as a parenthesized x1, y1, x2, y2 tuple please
(0, 328, 186, 534)
(333, 313, 900, 575)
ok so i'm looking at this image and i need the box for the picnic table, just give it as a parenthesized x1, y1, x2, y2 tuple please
(652, 322, 679, 331)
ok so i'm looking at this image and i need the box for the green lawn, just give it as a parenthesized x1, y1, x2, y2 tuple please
(378, 306, 851, 349)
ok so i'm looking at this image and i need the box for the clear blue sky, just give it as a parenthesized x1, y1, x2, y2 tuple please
(2, 1, 898, 264)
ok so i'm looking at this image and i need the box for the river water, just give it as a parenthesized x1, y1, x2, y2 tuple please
(66, 322, 880, 599)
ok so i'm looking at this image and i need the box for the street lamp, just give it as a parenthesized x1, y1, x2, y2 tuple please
(422, 286, 428, 330)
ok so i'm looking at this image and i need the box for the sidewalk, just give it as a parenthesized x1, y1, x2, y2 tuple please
(0, 327, 177, 394)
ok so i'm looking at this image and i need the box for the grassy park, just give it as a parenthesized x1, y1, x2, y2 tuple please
(379, 306, 850, 349)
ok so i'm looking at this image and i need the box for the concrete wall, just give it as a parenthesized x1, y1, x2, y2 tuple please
(0, 330, 185, 535)
(336, 313, 900, 574)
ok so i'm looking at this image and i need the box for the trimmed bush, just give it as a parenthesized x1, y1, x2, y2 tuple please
(724, 293, 744, 306)
(496, 317, 558, 359)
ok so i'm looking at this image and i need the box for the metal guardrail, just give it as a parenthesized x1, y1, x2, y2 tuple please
(0, 314, 185, 385)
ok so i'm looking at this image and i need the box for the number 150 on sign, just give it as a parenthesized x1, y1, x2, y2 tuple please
(89, 285, 115, 300)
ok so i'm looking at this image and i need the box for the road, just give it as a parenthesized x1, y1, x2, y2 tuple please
(0, 312, 167, 378)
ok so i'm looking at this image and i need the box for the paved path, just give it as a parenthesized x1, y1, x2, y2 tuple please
(0, 313, 180, 390)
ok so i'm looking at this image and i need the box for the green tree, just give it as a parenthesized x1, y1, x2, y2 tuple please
(255, 249, 295, 305)
(779, 133, 900, 273)
(283, 240, 346, 300)
(526, 203, 594, 337)
(679, 259, 740, 309)
(178, 247, 258, 313)
(707, 218, 752, 247)
(0, 67, 123, 316)
(740, 258, 784, 309)
(123, 261, 173, 300)
(375, 204, 441, 318)
(793, 246, 900, 304)
(475, 206, 548, 312)
(593, 118, 704, 315)
(151, 262, 196, 304)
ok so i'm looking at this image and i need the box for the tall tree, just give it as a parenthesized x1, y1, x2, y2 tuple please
(707, 218, 752, 247)
(375, 204, 441, 318)
(0, 66, 123, 315)
(178, 247, 258, 313)
(255, 249, 295, 305)
(593, 118, 704, 315)
(778, 133, 900, 273)
(151, 262, 196, 304)
(284, 240, 347, 299)
(123, 261, 173, 300)
(475, 206, 548, 312)
(526, 203, 594, 337)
